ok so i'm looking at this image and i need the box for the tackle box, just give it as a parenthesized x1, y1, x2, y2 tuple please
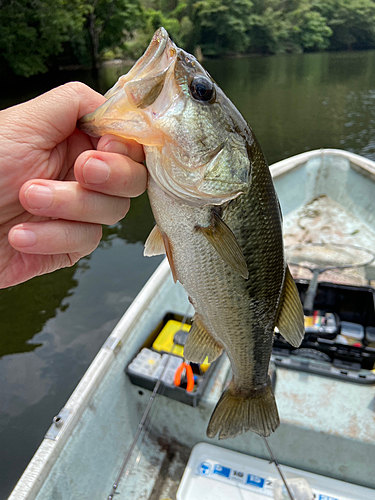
(125, 312, 220, 407)
(273, 280, 375, 383)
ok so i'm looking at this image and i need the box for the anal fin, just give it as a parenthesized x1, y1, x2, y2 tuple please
(196, 210, 248, 279)
(184, 314, 223, 364)
(276, 266, 305, 347)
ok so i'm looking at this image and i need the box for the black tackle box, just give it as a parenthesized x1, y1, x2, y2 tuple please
(125, 312, 221, 407)
(273, 280, 375, 383)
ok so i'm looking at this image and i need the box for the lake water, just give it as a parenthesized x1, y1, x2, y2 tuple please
(1, 49, 375, 498)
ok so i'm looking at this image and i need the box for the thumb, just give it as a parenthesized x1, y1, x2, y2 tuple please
(12, 82, 106, 148)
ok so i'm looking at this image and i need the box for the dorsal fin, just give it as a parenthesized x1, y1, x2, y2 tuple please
(144, 225, 165, 257)
(196, 210, 248, 279)
(276, 266, 305, 347)
(184, 314, 223, 364)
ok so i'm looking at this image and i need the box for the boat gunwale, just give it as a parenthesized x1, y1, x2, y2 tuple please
(269, 148, 375, 180)
(8, 260, 171, 500)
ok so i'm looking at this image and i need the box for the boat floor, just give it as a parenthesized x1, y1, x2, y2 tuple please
(115, 432, 190, 499)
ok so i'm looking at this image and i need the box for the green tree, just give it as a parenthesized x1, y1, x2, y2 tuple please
(2, 0, 375, 78)
(247, 4, 291, 54)
(317, 0, 375, 50)
(247, 0, 332, 54)
(0, 0, 88, 76)
(296, 10, 332, 51)
(193, 0, 254, 55)
(0, 0, 143, 76)
(85, 0, 144, 69)
(138, 0, 194, 50)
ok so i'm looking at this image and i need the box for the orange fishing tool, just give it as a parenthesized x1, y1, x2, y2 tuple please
(174, 362, 194, 392)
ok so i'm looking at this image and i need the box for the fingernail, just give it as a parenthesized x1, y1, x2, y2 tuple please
(25, 184, 53, 209)
(83, 158, 110, 184)
(10, 228, 37, 247)
(102, 140, 128, 156)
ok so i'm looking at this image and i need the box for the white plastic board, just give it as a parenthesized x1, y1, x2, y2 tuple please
(177, 443, 374, 500)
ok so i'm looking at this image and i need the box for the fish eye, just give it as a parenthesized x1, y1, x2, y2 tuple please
(190, 76, 214, 102)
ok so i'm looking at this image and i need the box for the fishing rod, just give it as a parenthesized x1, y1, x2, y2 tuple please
(107, 309, 191, 500)
(263, 436, 295, 500)
(107, 366, 167, 499)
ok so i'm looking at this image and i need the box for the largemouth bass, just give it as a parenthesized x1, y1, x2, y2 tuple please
(78, 28, 304, 439)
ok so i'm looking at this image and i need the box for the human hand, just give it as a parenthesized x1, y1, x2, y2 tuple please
(0, 82, 147, 289)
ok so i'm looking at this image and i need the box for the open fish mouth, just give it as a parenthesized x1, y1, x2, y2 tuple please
(77, 28, 177, 142)
(105, 27, 176, 99)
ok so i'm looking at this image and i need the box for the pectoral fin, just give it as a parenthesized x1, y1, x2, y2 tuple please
(144, 225, 165, 256)
(196, 210, 248, 279)
(276, 266, 305, 347)
(161, 232, 178, 283)
(184, 314, 223, 364)
(144, 226, 178, 282)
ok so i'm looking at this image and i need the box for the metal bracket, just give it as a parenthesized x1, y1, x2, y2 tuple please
(45, 407, 73, 441)
(103, 336, 121, 353)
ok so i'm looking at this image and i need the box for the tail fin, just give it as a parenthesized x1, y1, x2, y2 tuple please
(206, 378, 279, 440)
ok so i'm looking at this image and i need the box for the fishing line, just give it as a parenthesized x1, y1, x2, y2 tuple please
(262, 436, 295, 500)
(107, 307, 192, 500)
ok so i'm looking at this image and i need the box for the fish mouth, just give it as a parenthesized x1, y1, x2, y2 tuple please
(105, 27, 174, 99)
(77, 28, 177, 142)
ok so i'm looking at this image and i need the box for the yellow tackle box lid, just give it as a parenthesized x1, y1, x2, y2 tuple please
(153, 319, 189, 357)
(152, 319, 210, 371)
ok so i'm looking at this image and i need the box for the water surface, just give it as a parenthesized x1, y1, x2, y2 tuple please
(1, 50, 375, 498)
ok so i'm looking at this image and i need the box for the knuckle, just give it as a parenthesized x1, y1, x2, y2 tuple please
(88, 224, 102, 250)
(123, 164, 147, 197)
(73, 223, 102, 255)
(106, 199, 130, 225)
(62, 81, 89, 97)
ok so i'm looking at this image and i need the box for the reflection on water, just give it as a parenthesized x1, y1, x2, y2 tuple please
(203, 50, 375, 164)
(0, 266, 77, 357)
(1, 50, 375, 498)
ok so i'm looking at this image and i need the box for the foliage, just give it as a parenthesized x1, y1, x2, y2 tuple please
(0, 0, 88, 76)
(317, 0, 375, 50)
(192, 0, 254, 55)
(1, 0, 375, 77)
(83, 0, 144, 68)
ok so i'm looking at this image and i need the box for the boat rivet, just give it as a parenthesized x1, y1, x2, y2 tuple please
(53, 415, 64, 428)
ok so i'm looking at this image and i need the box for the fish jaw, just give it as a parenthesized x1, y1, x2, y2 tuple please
(77, 27, 178, 146)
